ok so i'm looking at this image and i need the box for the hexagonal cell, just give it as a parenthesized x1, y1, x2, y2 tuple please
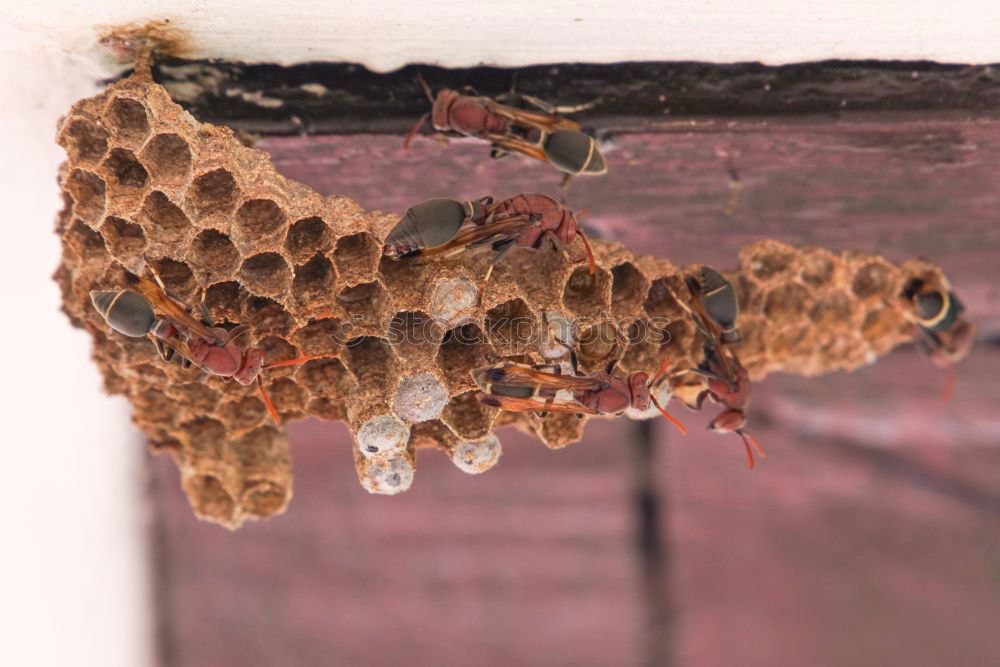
(101, 216, 146, 260)
(809, 290, 857, 328)
(451, 433, 502, 474)
(356, 414, 410, 458)
(187, 229, 240, 283)
(747, 245, 798, 282)
(333, 232, 381, 283)
(241, 297, 294, 337)
(562, 265, 612, 318)
(188, 169, 241, 221)
(620, 326, 661, 374)
(234, 199, 287, 252)
(292, 317, 345, 357)
(255, 336, 302, 376)
(861, 307, 908, 344)
(216, 395, 268, 432)
(204, 281, 248, 325)
(538, 311, 576, 360)
(149, 257, 196, 300)
(308, 396, 347, 421)
(408, 420, 457, 450)
(342, 336, 392, 394)
(165, 382, 222, 414)
(291, 254, 336, 310)
(64, 219, 109, 264)
(799, 248, 837, 288)
(436, 324, 493, 393)
(140, 133, 192, 187)
(387, 310, 442, 363)
(538, 413, 586, 449)
(852, 261, 895, 301)
(429, 277, 479, 327)
(336, 281, 390, 334)
(394, 372, 449, 422)
(298, 357, 352, 396)
(238, 252, 292, 298)
(660, 319, 694, 359)
(241, 480, 289, 518)
(182, 473, 236, 524)
(284, 216, 332, 264)
(611, 262, 647, 311)
(105, 97, 150, 145)
(138, 191, 193, 246)
(262, 377, 308, 416)
(178, 416, 228, 459)
(576, 321, 623, 371)
(642, 276, 686, 320)
(357, 450, 415, 495)
(100, 148, 148, 191)
(485, 298, 536, 356)
(65, 169, 106, 226)
(763, 283, 812, 321)
(62, 118, 109, 165)
(441, 390, 495, 440)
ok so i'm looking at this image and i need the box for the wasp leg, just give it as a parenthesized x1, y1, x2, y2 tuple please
(483, 239, 518, 285)
(559, 173, 574, 205)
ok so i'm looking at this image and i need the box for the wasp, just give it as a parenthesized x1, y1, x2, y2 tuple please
(472, 352, 687, 435)
(669, 266, 765, 468)
(404, 76, 606, 200)
(382, 193, 596, 280)
(91, 272, 327, 423)
(901, 276, 976, 369)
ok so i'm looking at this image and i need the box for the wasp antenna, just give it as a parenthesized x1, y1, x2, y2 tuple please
(576, 230, 597, 275)
(264, 354, 329, 370)
(650, 395, 687, 435)
(403, 112, 430, 150)
(941, 365, 957, 403)
(415, 73, 435, 103)
(651, 356, 672, 387)
(258, 375, 280, 425)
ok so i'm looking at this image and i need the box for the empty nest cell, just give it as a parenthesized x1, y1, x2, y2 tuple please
(241, 297, 294, 337)
(284, 217, 332, 264)
(105, 97, 150, 145)
(263, 377, 308, 416)
(291, 254, 337, 311)
(187, 229, 240, 283)
(611, 262, 647, 313)
(441, 390, 496, 440)
(187, 168, 241, 222)
(747, 244, 798, 282)
(101, 216, 147, 262)
(238, 252, 292, 298)
(61, 117, 109, 165)
(100, 148, 148, 192)
(140, 133, 192, 187)
(485, 298, 537, 356)
(292, 317, 345, 357)
(387, 310, 442, 363)
(342, 336, 393, 394)
(234, 198, 287, 252)
(182, 474, 236, 524)
(642, 275, 686, 320)
(65, 169, 107, 226)
(561, 265, 612, 318)
(297, 357, 352, 397)
(203, 281, 248, 325)
(336, 281, 391, 335)
(436, 324, 493, 393)
(852, 261, 896, 301)
(138, 191, 193, 247)
(333, 232, 381, 283)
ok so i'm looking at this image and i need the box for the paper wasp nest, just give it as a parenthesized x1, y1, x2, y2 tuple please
(54, 71, 941, 528)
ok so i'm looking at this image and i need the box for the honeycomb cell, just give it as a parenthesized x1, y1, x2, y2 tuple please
(357, 450, 415, 495)
(183, 473, 236, 524)
(611, 262, 647, 311)
(576, 321, 623, 370)
(284, 217, 332, 264)
(763, 283, 812, 321)
(441, 390, 495, 440)
(241, 480, 288, 518)
(292, 317, 345, 357)
(179, 416, 228, 459)
(643, 276, 685, 320)
(256, 335, 302, 376)
(234, 199, 287, 252)
(336, 281, 390, 334)
(485, 298, 536, 356)
(216, 395, 268, 432)
(343, 337, 392, 394)
(298, 357, 352, 396)
(100, 148, 148, 191)
(65, 169, 106, 226)
(388, 311, 441, 363)
(356, 414, 410, 458)
(861, 307, 908, 344)
(451, 433, 502, 474)
(106, 97, 150, 145)
(852, 261, 894, 301)
(65, 219, 109, 264)
(808, 290, 856, 327)
(748, 245, 797, 282)
(204, 281, 248, 325)
(562, 266, 612, 318)
(140, 133, 192, 187)
(308, 397, 346, 421)
(242, 297, 294, 337)
(538, 311, 576, 360)
(138, 191, 192, 246)
(539, 413, 586, 449)
(429, 277, 479, 327)
(188, 229, 240, 283)
(101, 216, 146, 261)
(409, 420, 457, 450)
(188, 169, 241, 221)
(166, 382, 222, 414)
(263, 377, 308, 415)
(239, 252, 292, 298)
(62, 117, 109, 165)
(799, 248, 837, 287)
(148, 257, 196, 299)
(291, 254, 336, 310)
(333, 232, 381, 283)
(393, 372, 449, 422)
(436, 324, 493, 393)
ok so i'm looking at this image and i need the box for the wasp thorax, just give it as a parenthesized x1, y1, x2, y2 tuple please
(359, 450, 415, 495)
(451, 434, 502, 474)
(356, 414, 410, 458)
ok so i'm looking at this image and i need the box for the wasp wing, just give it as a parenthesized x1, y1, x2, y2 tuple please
(475, 391, 600, 415)
(477, 365, 606, 391)
(412, 215, 536, 259)
(481, 99, 581, 133)
(128, 275, 221, 343)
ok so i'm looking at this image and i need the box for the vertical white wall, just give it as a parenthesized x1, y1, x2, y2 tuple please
(0, 23, 152, 667)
